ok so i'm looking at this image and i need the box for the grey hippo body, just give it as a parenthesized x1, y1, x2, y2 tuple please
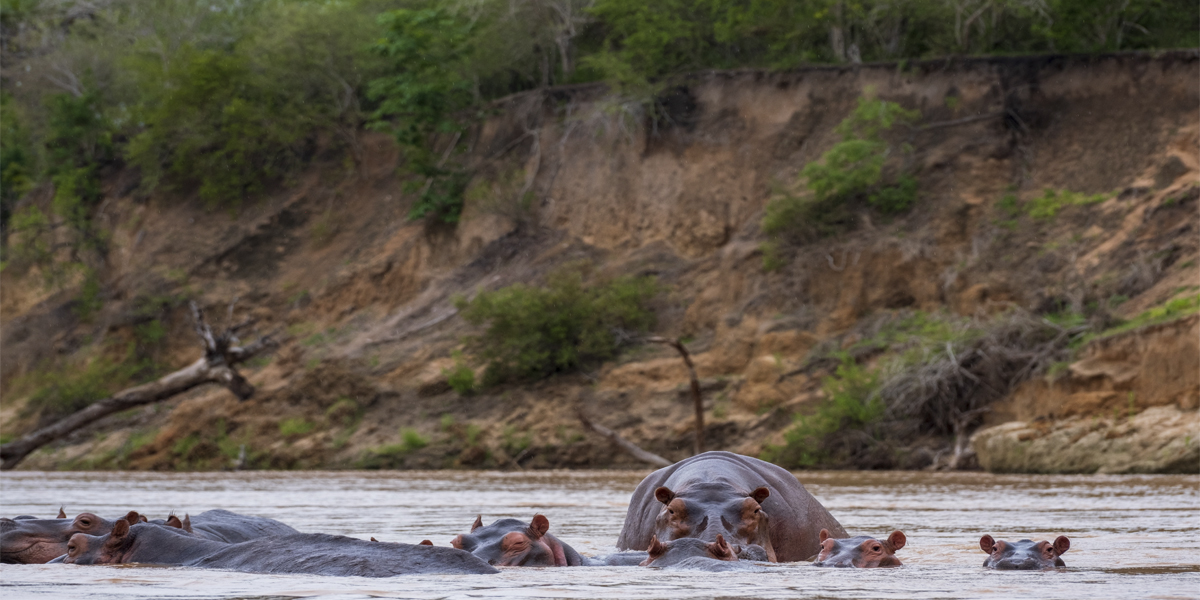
(617, 451, 846, 562)
(63, 519, 497, 576)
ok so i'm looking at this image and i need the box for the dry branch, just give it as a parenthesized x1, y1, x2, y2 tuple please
(644, 336, 704, 455)
(0, 300, 277, 470)
(577, 408, 671, 468)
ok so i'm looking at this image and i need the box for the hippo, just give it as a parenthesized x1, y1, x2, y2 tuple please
(451, 515, 589, 567)
(63, 517, 498, 576)
(980, 534, 1070, 570)
(640, 535, 769, 572)
(640, 535, 737, 566)
(2, 511, 131, 564)
(617, 451, 847, 562)
(150, 509, 299, 543)
(813, 529, 906, 568)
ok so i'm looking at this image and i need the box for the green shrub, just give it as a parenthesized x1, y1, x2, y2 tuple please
(1026, 188, 1107, 220)
(279, 418, 315, 438)
(762, 355, 883, 468)
(19, 346, 146, 422)
(761, 95, 918, 266)
(401, 428, 429, 450)
(456, 270, 660, 385)
(443, 351, 476, 395)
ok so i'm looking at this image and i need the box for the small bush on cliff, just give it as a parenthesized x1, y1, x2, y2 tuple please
(456, 270, 660, 385)
(761, 95, 918, 269)
(762, 355, 885, 468)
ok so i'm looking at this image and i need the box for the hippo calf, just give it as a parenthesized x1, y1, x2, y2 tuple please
(64, 517, 497, 576)
(618, 451, 847, 562)
(813, 529, 906, 568)
(980, 534, 1070, 570)
(451, 515, 588, 567)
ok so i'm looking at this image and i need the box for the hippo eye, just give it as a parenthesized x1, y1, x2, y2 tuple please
(79, 519, 90, 526)
(668, 509, 674, 516)
(873, 545, 882, 552)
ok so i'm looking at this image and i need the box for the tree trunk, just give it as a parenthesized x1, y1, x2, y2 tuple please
(0, 301, 276, 470)
(645, 336, 704, 455)
(577, 408, 671, 468)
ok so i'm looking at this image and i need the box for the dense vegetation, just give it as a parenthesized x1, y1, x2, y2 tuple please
(2, 0, 1195, 240)
(455, 269, 659, 385)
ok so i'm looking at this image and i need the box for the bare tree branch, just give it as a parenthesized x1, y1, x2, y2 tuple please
(0, 301, 278, 470)
(644, 336, 704, 455)
(577, 408, 671, 468)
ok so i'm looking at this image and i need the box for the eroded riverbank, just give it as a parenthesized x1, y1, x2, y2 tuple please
(1, 470, 1197, 599)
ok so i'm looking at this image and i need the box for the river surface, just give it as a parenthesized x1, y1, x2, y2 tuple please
(1, 470, 1197, 599)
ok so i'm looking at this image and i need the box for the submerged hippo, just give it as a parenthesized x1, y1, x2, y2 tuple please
(2, 511, 135, 564)
(451, 515, 588, 567)
(63, 518, 497, 576)
(980, 534, 1070, 570)
(813, 529, 906, 568)
(640, 535, 768, 572)
(617, 451, 847, 562)
(150, 509, 298, 543)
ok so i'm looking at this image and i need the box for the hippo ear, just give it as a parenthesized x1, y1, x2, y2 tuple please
(979, 535, 995, 554)
(165, 515, 183, 529)
(123, 511, 141, 525)
(109, 519, 131, 542)
(819, 529, 830, 543)
(710, 534, 734, 560)
(750, 487, 770, 504)
(419, 540, 433, 546)
(647, 535, 666, 558)
(471, 515, 483, 532)
(58, 507, 67, 519)
(887, 530, 907, 552)
(1053, 536, 1070, 555)
(654, 486, 675, 505)
(370, 537, 378, 542)
(181, 514, 193, 534)
(528, 514, 550, 539)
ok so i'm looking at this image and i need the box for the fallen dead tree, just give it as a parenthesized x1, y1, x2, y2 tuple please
(0, 300, 277, 470)
(577, 408, 671, 468)
(642, 336, 704, 455)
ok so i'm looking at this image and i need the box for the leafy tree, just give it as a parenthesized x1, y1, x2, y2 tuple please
(369, 5, 477, 223)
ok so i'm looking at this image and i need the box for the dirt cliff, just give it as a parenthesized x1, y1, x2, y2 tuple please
(2, 52, 1197, 472)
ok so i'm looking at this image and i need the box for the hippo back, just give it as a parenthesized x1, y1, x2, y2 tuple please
(187, 533, 498, 576)
(188, 510, 298, 543)
(617, 451, 846, 562)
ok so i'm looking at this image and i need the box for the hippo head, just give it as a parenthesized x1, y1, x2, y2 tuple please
(639, 534, 738, 567)
(1, 511, 121, 564)
(813, 529, 906, 568)
(62, 516, 143, 565)
(980, 534, 1069, 570)
(450, 515, 570, 567)
(653, 482, 776, 562)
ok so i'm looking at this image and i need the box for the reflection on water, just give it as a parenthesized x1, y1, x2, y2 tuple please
(1, 470, 1197, 599)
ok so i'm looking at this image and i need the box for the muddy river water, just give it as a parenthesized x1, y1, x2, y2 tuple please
(1, 470, 1197, 599)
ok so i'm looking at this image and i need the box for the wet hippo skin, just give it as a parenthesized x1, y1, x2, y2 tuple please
(640, 535, 769, 572)
(151, 509, 298, 543)
(813, 529, 907, 568)
(617, 451, 847, 562)
(63, 518, 498, 576)
(2, 511, 134, 564)
(980, 534, 1070, 570)
(451, 515, 587, 567)
(3, 508, 298, 564)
